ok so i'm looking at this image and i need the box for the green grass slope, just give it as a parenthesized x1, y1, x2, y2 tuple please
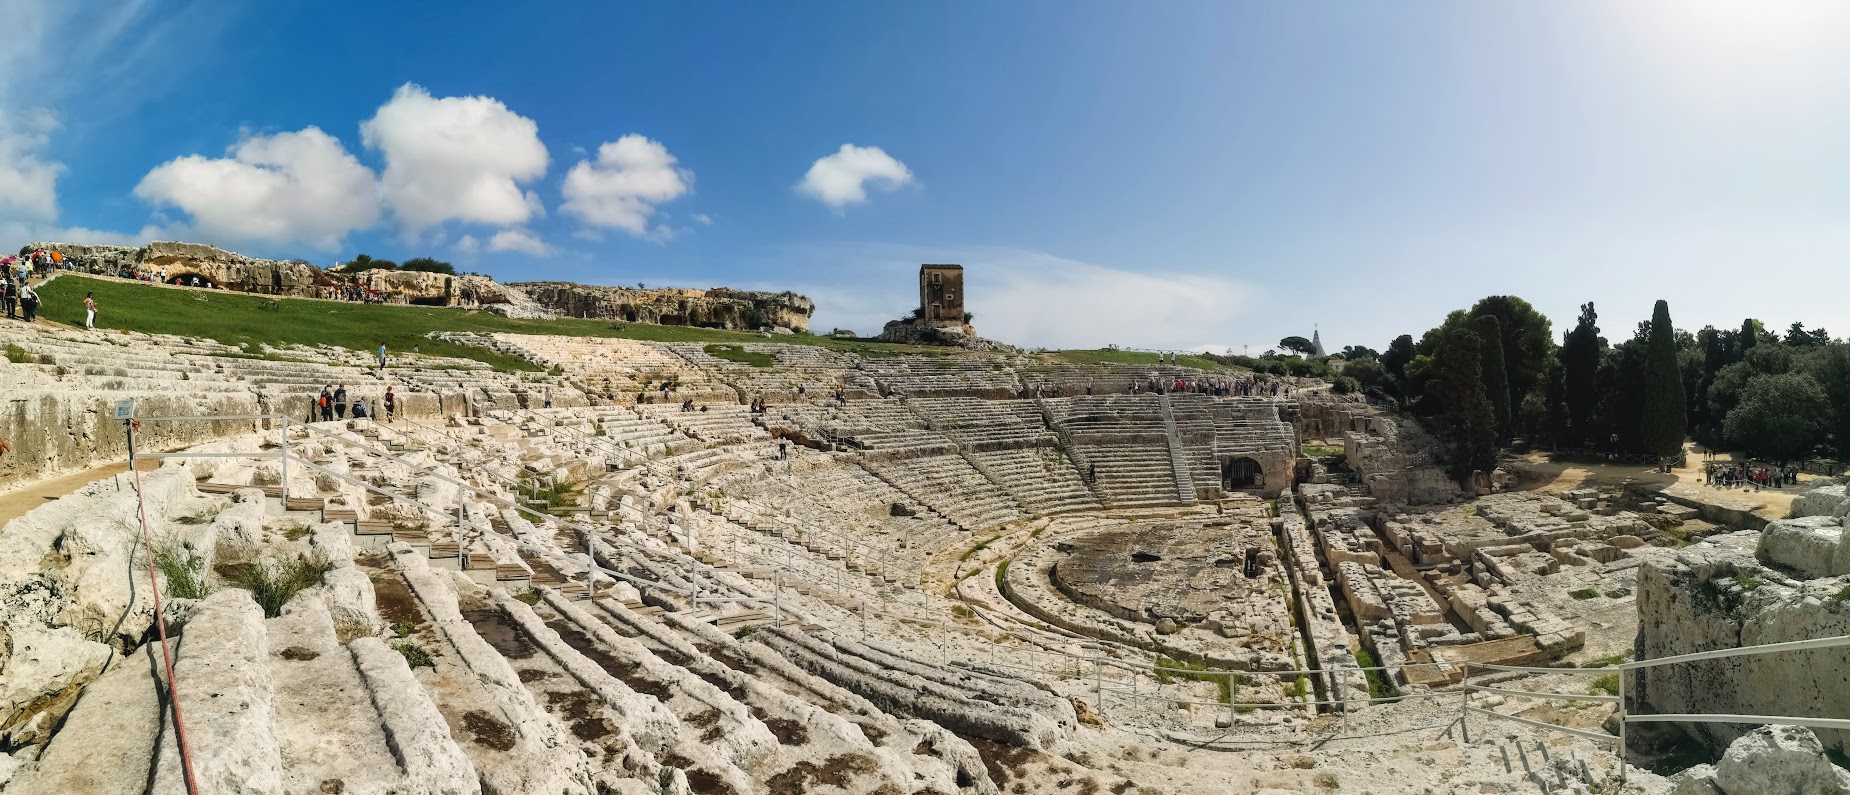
(34, 275, 944, 370)
(1045, 348, 1241, 372)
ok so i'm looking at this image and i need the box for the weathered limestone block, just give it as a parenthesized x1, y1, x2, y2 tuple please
(151, 588, 284, 795)
(1636, 531, 1850, 757)
(348, 637, 480, 795)
(0, 626, 114, 747)
(5, 645, 165, 795)
(1792, 482, 1850, 519)
(0, 389, 259, 492)
(1757, 515, 1850, 578)
(1713, 725, 1850, 795)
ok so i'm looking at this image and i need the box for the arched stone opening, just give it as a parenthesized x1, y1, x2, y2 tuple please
(1223, 456, 1264, 490)
(408, 296, 447, 306)
(167, 273, 217, 288)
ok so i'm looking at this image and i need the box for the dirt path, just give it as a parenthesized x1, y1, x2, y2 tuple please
(0, 458, 154, 530)
(1505, 442, 1821, 521)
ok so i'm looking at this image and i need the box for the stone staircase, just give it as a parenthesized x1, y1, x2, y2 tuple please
(1157, 394, 1196, 503)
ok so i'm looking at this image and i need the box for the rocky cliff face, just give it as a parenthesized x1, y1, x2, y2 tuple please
(1633, 514, 1850, 758)
(19, 241, 809, 328)
(1343, 415, 1459, 505)
(512, 282, 813, 332)
(22, 241, 325, 295)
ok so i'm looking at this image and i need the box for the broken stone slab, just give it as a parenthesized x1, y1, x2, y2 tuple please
(1712, 725, 1850, 795)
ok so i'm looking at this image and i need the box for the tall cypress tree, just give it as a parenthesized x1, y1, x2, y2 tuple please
(1740, 318, 1759, 354)
(1431, 327, 1498, 484)
(1641, 300, 1688, 462)
(1562, 302, 1600, 446)
(1473, 314, 1511, 441)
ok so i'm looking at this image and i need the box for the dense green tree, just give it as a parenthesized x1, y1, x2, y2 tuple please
(400, 257, 457, 275)
(1382, 335, 1415, 380)
(1472, 314, 1511, 440)
(1740, 318, 1761, 353)
(1640, 300, 1687, 461)
(1338, 345, 1379, 361)
(1797, 343, 1850, 460)
(1278, 336, 1316, 356)
(1598, 336, 1649, 453)
(1724, 373, 1828, 462)
(1463, 295, 1555, 408)
(1561, 302, 1601, 446)
(1341, 357, 1388, 392)
(336, 253, 396, 273)
(1427, 327, 1499, 483)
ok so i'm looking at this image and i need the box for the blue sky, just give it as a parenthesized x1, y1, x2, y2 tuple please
(6, 2, 1850, 352)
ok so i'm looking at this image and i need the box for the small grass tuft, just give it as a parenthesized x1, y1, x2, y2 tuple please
(4, 344, 30, 364)
(1589, 674, 1620, 697)
(1153, 656, 1239, 704)
(514, 590, 542, 605)
(222, 554, 333, 617)
(1354, 649, 1400, 701)
(393, 639, 433, 668)
(152, 540, 213, 600)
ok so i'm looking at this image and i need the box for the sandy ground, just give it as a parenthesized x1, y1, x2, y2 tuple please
(1507, 441, 1823, 521)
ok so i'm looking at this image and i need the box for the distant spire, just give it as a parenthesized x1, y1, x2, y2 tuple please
(1311, 327, 1326, 358)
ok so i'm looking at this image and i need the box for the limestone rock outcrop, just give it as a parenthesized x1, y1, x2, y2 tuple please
(1669, 725, 1850, 795)
(23, 240, 324, 295)
(1634, 529, 1850, 757)
(1344, 414, 1458, 505)
(512, 282, 814, 332)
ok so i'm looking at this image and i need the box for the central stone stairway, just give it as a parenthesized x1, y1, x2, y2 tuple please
(1157, 394, 1196, 503)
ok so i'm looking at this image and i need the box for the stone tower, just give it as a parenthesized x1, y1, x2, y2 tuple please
(919, 264, 965, 323)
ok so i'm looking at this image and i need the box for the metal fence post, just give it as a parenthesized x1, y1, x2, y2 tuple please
(1617, 670, 1628, 785)
(1460, 662, 1471, 744)
(1095, 658, 1104, 712)
(279, 420, 291, 504)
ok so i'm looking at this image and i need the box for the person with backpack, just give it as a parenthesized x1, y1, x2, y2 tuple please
(383, 387, 396, 423)
(318, 387, 334, 421)
(19, 281, 38, 323)
(333, 384, 348, 419)
(351, 397, 369, 419)
(2, 277, 15, 320)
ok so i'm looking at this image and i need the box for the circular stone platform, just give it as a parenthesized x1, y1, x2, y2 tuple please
(1049, 516, 1286, 638)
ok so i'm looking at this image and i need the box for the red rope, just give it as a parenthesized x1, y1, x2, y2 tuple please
(128, 421, 201, 795)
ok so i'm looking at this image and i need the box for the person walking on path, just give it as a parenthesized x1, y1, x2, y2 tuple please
(333, 384, 348, 419)
(318, 387, 334, 422)
(377, 344, 387, 369)
(543, 385, 553, 409)
(2, 277, 15, 320)
(19, 281, 38, 323)
(383, 387, 396, 423)
(83, 292, 97, 330)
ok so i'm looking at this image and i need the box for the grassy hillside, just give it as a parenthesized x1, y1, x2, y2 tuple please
(35, 275, 944, 370)
(1046, 348, 1241, 372)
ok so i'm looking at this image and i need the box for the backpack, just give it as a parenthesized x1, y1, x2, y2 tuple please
(319, 395, 329, 408)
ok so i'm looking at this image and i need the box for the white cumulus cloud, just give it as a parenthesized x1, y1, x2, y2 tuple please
(560, 134, 690, 237)
(487, 228, 551, 255)
(360, 83, 549, 234)
(0, 109, 62, 224)
(134, 127, 380, 249)
(796, 144, 914, 208)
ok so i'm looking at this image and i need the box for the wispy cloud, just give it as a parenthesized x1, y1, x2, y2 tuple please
(733, 242, 1256, 349)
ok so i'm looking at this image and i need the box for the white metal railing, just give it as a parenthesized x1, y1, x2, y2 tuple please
(1459, 633, 1850, 784)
